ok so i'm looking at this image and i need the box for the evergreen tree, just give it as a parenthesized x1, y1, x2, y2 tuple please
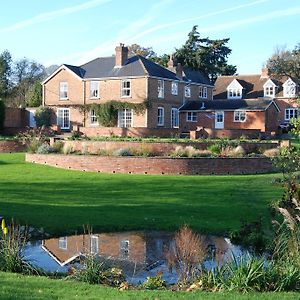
(0, 50, 12, 99)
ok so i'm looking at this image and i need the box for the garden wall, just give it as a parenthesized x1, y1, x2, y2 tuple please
(79, 127, 180, 138)
(0, 141, 26, 152)
(60, 140, 279, 156)
(26, 153, 275, 175)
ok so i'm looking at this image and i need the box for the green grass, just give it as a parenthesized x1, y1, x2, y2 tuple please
(0, 153, 283, 236)
(0, 272, 299, 300)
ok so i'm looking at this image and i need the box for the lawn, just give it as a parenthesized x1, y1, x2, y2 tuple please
(0, 153, 283, 236)
(0, 272, 299, 300)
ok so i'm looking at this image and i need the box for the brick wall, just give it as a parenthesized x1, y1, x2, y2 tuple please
(26, 153, 276, 175)
(79, 126, 180, 138)
(62, 140, 278, 155)
(0, 141, 26, 152)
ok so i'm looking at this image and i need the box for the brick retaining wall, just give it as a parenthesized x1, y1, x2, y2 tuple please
(61, 140, 279, 156)
(0, 141, 26, 152)
(26, 153, 275, 175)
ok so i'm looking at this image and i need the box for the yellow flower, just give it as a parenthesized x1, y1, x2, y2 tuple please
(1, 219, 5, 230)
(3, 227, 8, 235)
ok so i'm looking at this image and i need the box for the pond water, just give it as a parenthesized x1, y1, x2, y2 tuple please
(23, 231, 248, 285)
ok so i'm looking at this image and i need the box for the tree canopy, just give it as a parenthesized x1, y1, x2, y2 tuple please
(266, 44, 300, 86)
(175, 26, 236, 83)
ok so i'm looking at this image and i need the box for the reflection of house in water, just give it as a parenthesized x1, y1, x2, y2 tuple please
(42, 231, 241, 275)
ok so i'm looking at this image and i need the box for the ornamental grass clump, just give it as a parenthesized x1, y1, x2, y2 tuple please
(0, 221, 38, 274)
(165, 226, 207, 284)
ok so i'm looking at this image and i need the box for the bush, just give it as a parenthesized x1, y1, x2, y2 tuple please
(113, 148, 132, 156)
(0, 99, 5, 130)
(36, 143, 54, 154)
(142, 274, 166, 290)
(207, 144, 221, 154)
(27, 139, 42, 153)
(34, 106, 52, 127)
(192, 150, 213, 158)
(52, 140, 64, 153)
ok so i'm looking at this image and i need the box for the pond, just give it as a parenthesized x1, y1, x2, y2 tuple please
(23, 231, 249, 285)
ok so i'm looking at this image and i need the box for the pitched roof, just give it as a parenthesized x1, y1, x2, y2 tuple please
(213, 74, 292, 99)
(179, 99, 279, 112)
(61, 55, 211, 84)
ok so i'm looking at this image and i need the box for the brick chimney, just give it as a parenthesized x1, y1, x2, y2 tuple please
(115, 43, 128, 67)
(260, 67, 269, 79)
(167, 54, 183, 79)
(176, 63, 183, 79)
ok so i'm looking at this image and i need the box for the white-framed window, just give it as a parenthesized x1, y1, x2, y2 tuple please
(90, 109, 98, 125)
(120, 240, 129, 259)
(228, 88, 242, 99)
(57, 108, 70, 129)
(199, 86, 208, 98)
(234, 110, 247, 122)
(121, 79, 131, 97)
(171, 81, 178, 95)
(158, 80, 164, 98)
(171, 108, 179, 128)
(59, 82, 68, 100)
(283, 79, 296, 98)
(90, 235, 99, 254)
(58, 237, 67, 250)
(184, 86, 191, 98)
(157, 107, 164, 126)
(263, 79, 276, 98)
(186, 111, 197, 122)
(90, 81, 100, 98)
(118, 109, 132, 128)
(285, 108, 298, 121)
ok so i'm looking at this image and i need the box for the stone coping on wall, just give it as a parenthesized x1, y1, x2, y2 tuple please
(26, 153, 276, 175)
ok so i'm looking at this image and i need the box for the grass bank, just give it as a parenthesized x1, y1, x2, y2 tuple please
(0, 153, 283, 236)
(0, 272, 298, 300)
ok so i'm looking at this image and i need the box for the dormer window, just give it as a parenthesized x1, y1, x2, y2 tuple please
(263, 79, 276, 98)
(283, 78, 296, 98)
(226, 79, 243, 99)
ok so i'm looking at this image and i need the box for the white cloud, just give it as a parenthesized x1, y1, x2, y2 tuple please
(0, 0, 112, 33)
(199, 6, 300, 33)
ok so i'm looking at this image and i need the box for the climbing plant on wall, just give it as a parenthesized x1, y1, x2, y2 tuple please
(79, 100, 149, 127)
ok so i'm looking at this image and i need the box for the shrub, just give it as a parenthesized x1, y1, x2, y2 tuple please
(192, 150, 213, 158)
(263, 148, 280, 157)
(142, 274, 166, 290)
(34, 106, 52, 127)
(165, 226, 207, 284)
(27, 139, 42, 153)
(207, 144, 221, 154)
(62, 144, 74, 155)
(113, 148, 132, 156)
(170, 146, 189, 158)
(36, 143, 54, 154)
(52, 140, 64, 153)
(68, 131, 82, 140)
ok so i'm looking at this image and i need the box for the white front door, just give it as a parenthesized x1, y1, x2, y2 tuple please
(215, 111, 224, 129)
(57, 108, 70, 129)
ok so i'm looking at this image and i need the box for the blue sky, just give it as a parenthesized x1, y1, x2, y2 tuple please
(0, 0, 299, 74)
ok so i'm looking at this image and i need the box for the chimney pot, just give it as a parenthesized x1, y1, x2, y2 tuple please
(261, 67, 269, 79)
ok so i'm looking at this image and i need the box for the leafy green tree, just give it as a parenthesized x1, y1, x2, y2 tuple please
(34, 106, 52, 127)
(150, 54, 169, 67)
(0, 50, 12, 100)
(25, 81, 42, 107)
(267, 44, 300, 86)
(11, 58, 45, 107)
(175, 26, 236, 82)
(128, 44, 157, 59)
